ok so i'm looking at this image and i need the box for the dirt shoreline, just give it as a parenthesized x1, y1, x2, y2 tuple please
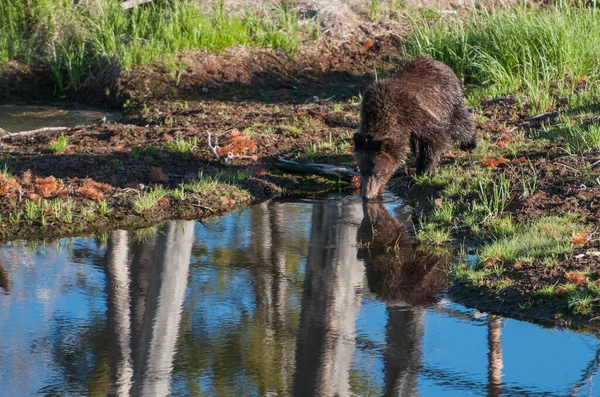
(2, 30, 600, 329)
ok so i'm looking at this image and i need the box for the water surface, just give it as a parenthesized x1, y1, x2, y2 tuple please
(0, 199, 599, 396)
(0, 104, 121, 133)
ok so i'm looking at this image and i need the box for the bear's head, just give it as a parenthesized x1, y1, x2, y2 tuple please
(353, 133, 397, 199)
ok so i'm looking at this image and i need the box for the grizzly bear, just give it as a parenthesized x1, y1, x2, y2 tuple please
(356, 202, 448, 304)
(353, 56, 477, 199)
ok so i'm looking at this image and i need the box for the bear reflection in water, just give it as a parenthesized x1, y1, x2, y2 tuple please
(357, 202, 449, 304)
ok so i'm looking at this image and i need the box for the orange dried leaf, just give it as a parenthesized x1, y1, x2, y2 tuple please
(215, 129, 257, 157)
(35, 176, 59, 198)
(362, 38, 374, 50)
(565, 271, 587, 286)
(555, 287, 568, 297)
(76, 179, 108, 201)
(496, 134, 512, 148)
(157, 197, 170, 207)
(481, 155, 510, 169)
(22, 170, 32, 185)
(86, 179, 112, 193)
(0, 174, 21, 198)
(220, 196, 232, 206)
(570, 232, 588, 246)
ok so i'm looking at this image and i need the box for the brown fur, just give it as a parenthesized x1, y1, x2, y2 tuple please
(356, 202, 448, 304)
(353, 56, 477, 198)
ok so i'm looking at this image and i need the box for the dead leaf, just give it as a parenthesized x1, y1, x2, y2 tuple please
(35, 176, 59, 198)
(22, 170, 32, 185)
(220, 196, 232, 206)
(215, 129, 257, 157)
(570, 232, 588, 246)
(481, 155, 510, 169)
(157, 197, 170, 207)
(566, 271, 588, 286)
(496, 134, 512, 148)
(555, 287, 568, 297)
(362, 38, 374, 50)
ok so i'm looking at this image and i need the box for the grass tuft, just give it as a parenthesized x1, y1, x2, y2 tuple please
(49, 135, 68, 153)
(0, 0, 311, 91)
(479, 215, 584, 267)
(404, 2, 600, 113)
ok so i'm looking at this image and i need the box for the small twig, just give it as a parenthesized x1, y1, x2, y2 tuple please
(193, 203, 215, 213)
(528, 111, 559, 123)
(207, 132, 220, 160)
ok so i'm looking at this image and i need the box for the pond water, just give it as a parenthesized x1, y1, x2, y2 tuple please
(0, 104, 121, 133)
(0, 198, 599, 396)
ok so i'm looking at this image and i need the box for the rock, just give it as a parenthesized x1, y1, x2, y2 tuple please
(150, 167, 169, 184)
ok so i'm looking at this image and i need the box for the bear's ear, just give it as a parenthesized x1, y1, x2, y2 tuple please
(353, 133, 366, 149)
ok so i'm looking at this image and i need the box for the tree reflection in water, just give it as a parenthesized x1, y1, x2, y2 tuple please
(293, 202, 365, 397)
(6, 201, 599, 396)
(104, 221, 195, 396)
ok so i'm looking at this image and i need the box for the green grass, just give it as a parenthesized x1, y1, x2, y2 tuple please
(404, 2, 600, 113)
(431, 198, 456, 223)
(477, 172, 513, 218)
(416, 222, 452, 245)
(95, 200, 109, 216)
(478, 215, 584, 267)
(486, 216, 517, 238)
(534, 284, 557, 299)
(49, 135, 68, 153)
(132, 185, 168, 214)
(166, 137, 198, 154)
(453, 260, 490, 288)
(0, 0, 312, 91)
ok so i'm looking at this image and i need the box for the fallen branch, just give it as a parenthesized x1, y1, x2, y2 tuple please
(275, 158, 358, 181)
(1, 125, 85, 139)
(528, 111, 559, 123)
(0, 150, 40, 156)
